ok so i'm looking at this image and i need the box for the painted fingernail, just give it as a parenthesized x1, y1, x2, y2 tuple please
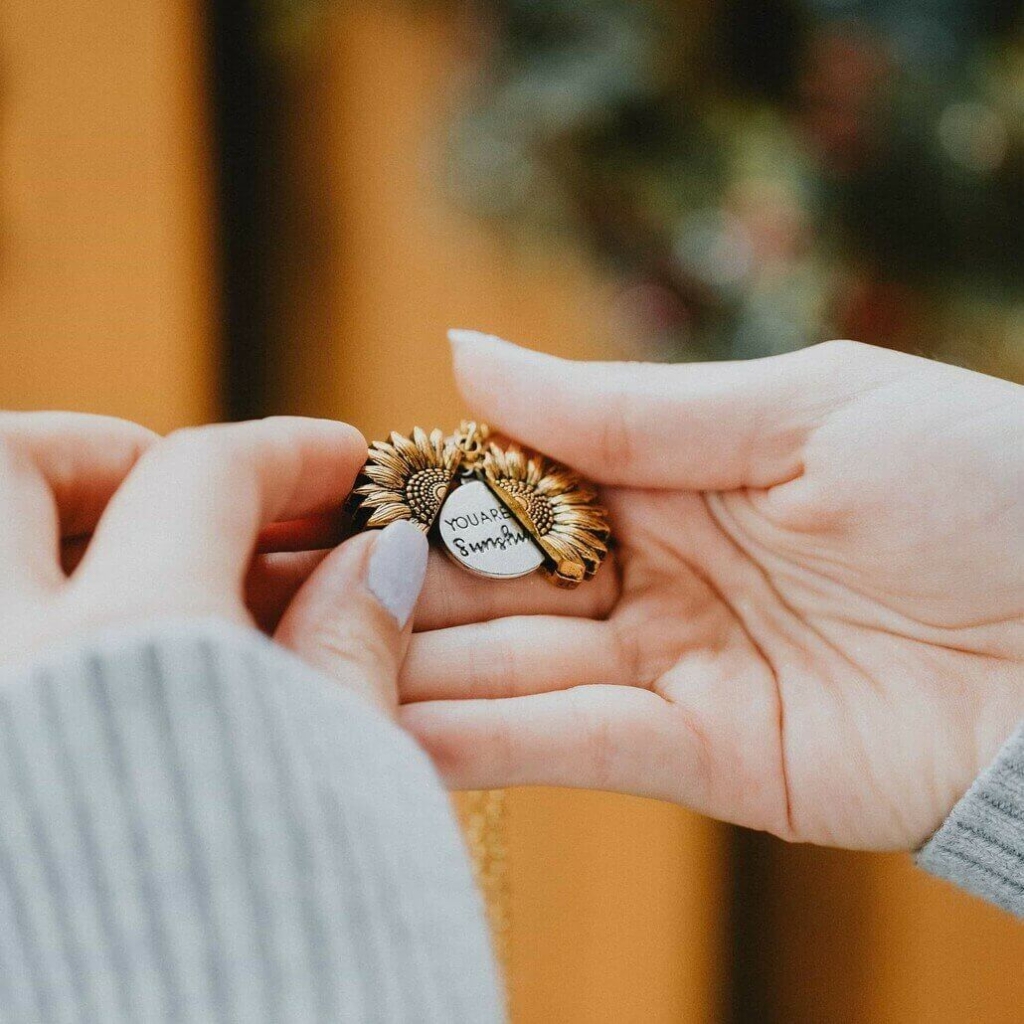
(367, 520, 429, 628)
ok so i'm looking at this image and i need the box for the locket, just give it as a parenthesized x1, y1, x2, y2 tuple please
(349, 422, 610, 588)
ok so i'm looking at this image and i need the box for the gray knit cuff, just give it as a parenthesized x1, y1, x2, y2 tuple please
(0, 618, 502, 1022)
(916, 720, 1024, 917)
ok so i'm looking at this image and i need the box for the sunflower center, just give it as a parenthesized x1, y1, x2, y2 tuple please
(405, 467, 450, 524)
(499, 479, 554, 535)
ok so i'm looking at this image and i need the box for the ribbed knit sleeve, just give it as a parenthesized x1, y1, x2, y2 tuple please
(916, 720, 1024, 917)
(0, 619, 502, 1023)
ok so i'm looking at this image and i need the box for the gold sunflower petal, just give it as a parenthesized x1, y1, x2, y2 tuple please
(543, 534, 587, 564)
(362, 464, 405, 488)
(365, 502, 415, 528)
(552, 490, 599, 506)
(483, 446, 500, 478)
(553, 508, 608, 530)
(369, 448, 409, 478)
(391, 431, 426, 470)
(570, 528, 609, 549)
(353, 423, 460, 534)
(412, 426, 431, 452)
(429, 428, 446, 461)
(569, 532, 608, 556)
(538, 472, 582, 497)
(355, 488, 406, 505)
(554, 522, 603, 550)
(505, 448, 526, 477)
(479, 440, 609, 584)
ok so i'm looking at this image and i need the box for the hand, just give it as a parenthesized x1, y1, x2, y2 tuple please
(400, 334, 1024, 850)
(0, 413, 429, 715)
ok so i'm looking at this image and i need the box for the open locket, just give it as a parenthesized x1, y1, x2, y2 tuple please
(348, 422, 610, 588)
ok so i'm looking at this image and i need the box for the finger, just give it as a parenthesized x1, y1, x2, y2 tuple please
(399, 686, 702, 802)
(246, 549, 329, 633)
(414, 547, 619, 631)
(62, 511, 346, 614)
(255, 508, 349, 554)
(79, 417, 366, 598)
(59, 500, 346, 566)
(243, 527, 619, 637)
(401, 616, 630, 702)
(448, 331, 879, 490)
(276, 521, 429, 715)
(0, 413, 156, 596)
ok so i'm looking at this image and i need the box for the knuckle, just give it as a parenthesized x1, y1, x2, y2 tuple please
(0, 415, 30, 461)
(257, 414, 310, 432)
(162, 422, 236, 450)
(51, 412, 157, 445)
(672, 700, 715, 805)
(159, 424, 214, 456)
(0, 412, 23, 442)
(490, 700, 518, 780)
(571, 687, 616, 788)
(151, 428, 222, 476)
(491, 636, 521, 697)
(809, 338, 868, 367)
(611, 619, 645, 684)
(311, 619, 363, 664)
(0, 433, 20, 465)
(106, 417, 160, 452)
(0, 433, 33, 483)
(309, 607, 393, 675)
(597, 389, 638, 469)
(0, 412, 157, 491)
(157, 423, 259, 473)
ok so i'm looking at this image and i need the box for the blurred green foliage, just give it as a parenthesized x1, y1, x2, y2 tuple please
(262, 0, 1023, 375)
(447, 0, 1023, 373)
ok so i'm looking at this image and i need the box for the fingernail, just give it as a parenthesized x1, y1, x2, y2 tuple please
(447, 328, 516, 350)
(367, 520, 429, 628)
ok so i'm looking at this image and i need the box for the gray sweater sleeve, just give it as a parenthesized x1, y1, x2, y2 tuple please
(916, 720, 1024, 917)
(0, 619, 503, 1023)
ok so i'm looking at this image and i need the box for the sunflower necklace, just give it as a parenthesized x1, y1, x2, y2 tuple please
(348, 422, 610, 588)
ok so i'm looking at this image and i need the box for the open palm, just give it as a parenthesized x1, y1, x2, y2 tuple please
(401, 334, 1024, 850)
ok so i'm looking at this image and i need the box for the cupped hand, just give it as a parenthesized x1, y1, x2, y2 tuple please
(401, 334, 1024, 850)
(0, 413, 428, 716)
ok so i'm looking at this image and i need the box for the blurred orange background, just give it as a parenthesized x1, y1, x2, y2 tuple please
(1, 2, 1021, 1021)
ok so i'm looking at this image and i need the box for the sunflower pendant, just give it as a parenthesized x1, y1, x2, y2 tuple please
(350, 422, 610, 588)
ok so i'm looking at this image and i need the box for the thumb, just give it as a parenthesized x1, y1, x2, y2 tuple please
(449, 330, 866, 491)
(275, 520, 429, 715)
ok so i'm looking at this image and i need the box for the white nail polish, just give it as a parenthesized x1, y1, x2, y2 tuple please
(367, 520, 429, 628)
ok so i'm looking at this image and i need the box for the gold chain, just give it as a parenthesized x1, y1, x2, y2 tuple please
(452, 424, 509, 975)
(452, 420, 490, 470)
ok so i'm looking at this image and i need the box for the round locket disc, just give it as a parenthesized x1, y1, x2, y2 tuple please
(437, 479, 544, 580)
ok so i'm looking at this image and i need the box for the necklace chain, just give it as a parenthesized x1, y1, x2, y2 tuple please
(453, 420, 489, 469)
